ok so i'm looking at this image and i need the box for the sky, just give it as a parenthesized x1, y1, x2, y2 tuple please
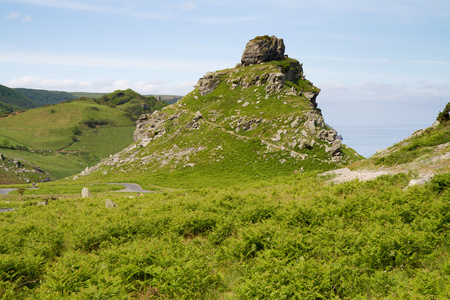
(1, 0, 449, 157)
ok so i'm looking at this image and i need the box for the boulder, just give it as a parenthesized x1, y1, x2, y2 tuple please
(241, 36, 285, 66)
(81, 187, 92, 198)
(193, 111, 203, 122)
(325, 139, 342, 156)
(407, 178, 430, 188)
(105, 199, 118, 208)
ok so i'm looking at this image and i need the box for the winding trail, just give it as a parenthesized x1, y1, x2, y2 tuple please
(110, 183, 156, 193)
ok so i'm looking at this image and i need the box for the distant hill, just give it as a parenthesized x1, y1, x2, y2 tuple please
(94, 89, 168, 120)
(0, 84, 37, 114)
(14, 88, 76, 106)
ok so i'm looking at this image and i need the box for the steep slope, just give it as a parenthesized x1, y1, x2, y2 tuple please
(76, 36, 362, 188)
(0, 84, 37, 114)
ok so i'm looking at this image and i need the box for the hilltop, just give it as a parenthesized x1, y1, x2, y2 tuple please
(76, 36, 362, 188)
(0, 84, 37, 114)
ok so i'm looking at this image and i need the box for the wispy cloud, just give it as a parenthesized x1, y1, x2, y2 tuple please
(5, 76, 194, 94)
(0, 51, 223, 73)
(6, 12, 20, 20)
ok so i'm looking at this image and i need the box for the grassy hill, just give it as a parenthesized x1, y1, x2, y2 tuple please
(0, 38, 447, 299)
(76, 58, 362, 188)
(0, 90, 169, 181)
(0, 99, 136, 180)
(0, 84, 37, 114)
(349, 101, 450, 176)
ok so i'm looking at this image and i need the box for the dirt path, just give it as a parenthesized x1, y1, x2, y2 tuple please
(110, 183, 156, 193)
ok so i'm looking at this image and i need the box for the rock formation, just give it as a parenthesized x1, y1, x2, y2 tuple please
(240, 35, 286, 66)
(73, 36, 359, 180)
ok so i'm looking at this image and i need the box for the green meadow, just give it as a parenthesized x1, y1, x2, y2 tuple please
(0, 171, 449, 299)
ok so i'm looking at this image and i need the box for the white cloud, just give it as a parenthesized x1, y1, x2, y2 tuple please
(5, 76, 194, 95)
(6, 12, 21, 20)
(0, 51, 222, 73)
(22, 15, 31, 22)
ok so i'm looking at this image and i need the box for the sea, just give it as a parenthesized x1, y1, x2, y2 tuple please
(337, 125, 427, 158)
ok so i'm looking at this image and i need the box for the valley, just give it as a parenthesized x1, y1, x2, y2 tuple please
(0, 36, 448, 299)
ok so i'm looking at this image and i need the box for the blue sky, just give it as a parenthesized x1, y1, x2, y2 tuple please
(1, 0, 449, 156)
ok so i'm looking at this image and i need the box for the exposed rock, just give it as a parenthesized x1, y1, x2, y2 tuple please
(325, 139, 342, 156)
(134, 112, 168, 147)
(241, 35, 285, 66)
(407, 178, 431, 188)
(304, 92, 319, 109)
(196, 72, 220, 96)
(81, 187, 92, 198)
(265, 73, 286, 94)
(290, 119, 299, 128)
(105, 199, 118, 208)
(37, 201, 48, 206)
(193, 111, 203, 122)
(317, 129, 337, 143)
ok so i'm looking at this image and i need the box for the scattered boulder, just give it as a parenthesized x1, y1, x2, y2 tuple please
(241, 35, 286, 66)
(105, 199, 118, 208)
(325, 139, 342, 156)
(81, 187, 92, 198)
(193, 111, 203, 122)
(37, 201, 48, 206)
(407, 178, 430, 188)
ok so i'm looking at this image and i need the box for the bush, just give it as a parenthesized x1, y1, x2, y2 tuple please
(436, 102, 450, 123)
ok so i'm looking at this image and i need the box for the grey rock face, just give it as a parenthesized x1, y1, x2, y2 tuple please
(241, 36, 285, 66)
(325, 139, 342, 156)
(81, 187, 92, 198)
(265, 73, 286, 94)
(196, 72, 220, 96)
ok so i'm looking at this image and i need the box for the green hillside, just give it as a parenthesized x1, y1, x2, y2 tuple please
(0, 99, 136, 180)
(0, 84, 37, 114)
(14, 88, 76, 106)
(76, 57, 362, 188)
(0, 37, 449, 299)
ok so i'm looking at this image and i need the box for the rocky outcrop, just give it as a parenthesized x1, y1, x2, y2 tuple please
(240, 36, 286, 66)
(134, 112, 168, 147)
(196, 72, 220, 96)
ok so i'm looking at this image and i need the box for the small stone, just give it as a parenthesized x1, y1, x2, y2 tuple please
(105, 199, 118, 208)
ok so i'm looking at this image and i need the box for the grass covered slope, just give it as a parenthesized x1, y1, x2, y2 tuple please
(77, 58, 362, 188)
(354, 102, 450, 175)
(0, 171, 449, 298)
(0, 99, 136, 180)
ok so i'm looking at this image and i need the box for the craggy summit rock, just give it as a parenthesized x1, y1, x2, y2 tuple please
(240, 35, 286, 66)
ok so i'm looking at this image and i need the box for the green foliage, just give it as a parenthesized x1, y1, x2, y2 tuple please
(437, 101, 450, 123)
(0, 171, 449, 298)
(0, 84, 37, 113)
(14, 88, 76, 107)
(374, 122, 450, 167)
